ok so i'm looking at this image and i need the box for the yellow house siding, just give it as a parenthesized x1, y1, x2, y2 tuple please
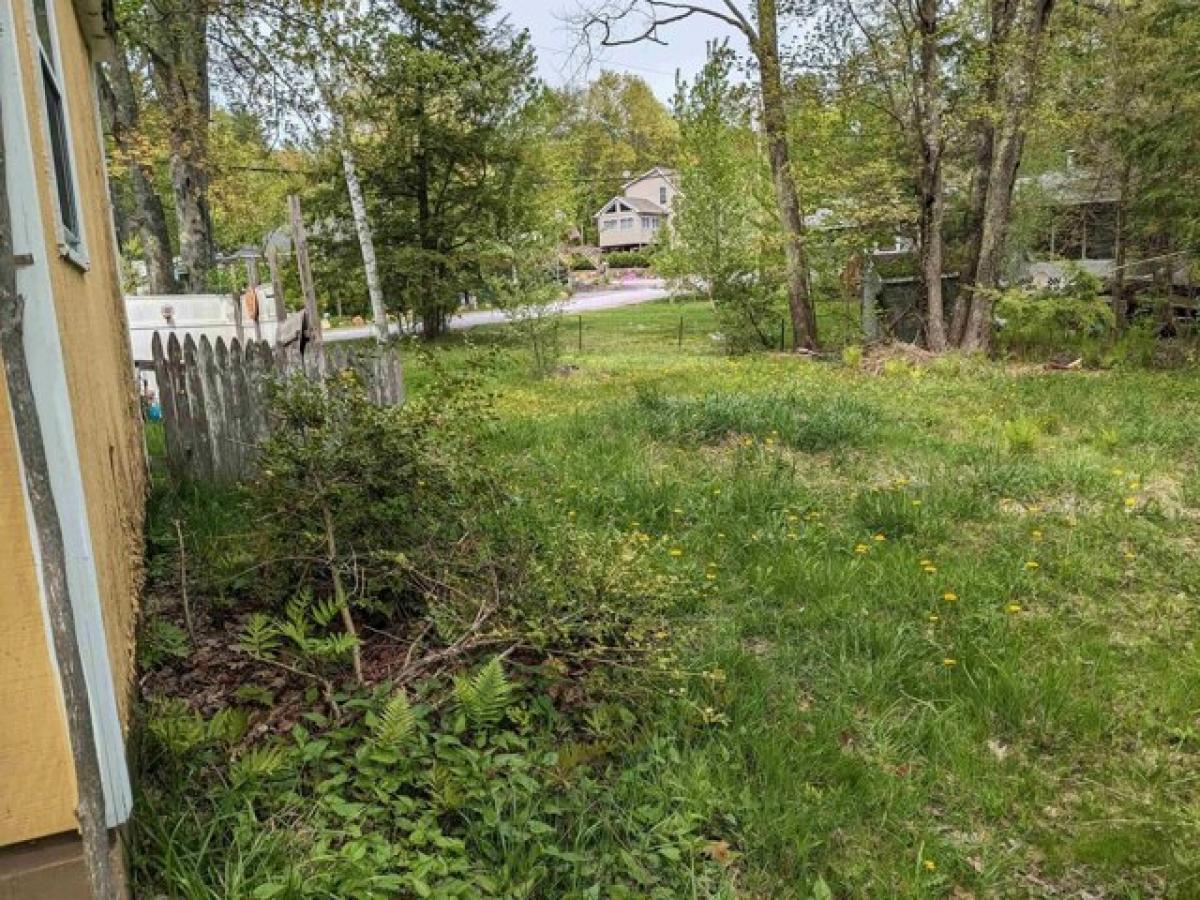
(0, 0, 145, 849)
(16, 0, 147, 728)
(0, 377, 78, 846)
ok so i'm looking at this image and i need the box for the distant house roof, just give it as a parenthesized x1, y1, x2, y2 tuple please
(622, 167, 679, 191)
(1020, 167, 1120, 205)
(594, 195, 669, 218)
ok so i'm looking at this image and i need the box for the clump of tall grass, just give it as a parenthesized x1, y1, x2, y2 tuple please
(634, 386, 880, 452)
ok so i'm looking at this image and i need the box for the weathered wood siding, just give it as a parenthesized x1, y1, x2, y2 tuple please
(152, 335, 405, 483)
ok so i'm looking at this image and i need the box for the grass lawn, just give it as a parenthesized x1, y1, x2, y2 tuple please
(414, 298, 1200, 895)
(136, 297, 1200, 897)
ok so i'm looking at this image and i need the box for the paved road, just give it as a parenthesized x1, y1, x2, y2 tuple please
(323, 281, 669, 344)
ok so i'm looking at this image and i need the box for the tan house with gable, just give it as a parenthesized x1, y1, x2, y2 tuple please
(1, 0, 146, 895)
(595, 167, 679, 250)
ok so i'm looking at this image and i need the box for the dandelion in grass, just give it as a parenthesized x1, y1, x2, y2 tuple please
(928, 613, 940, 623)
(669, 548, 684, 557)
(1031, 529, 1043, 540)
(911, 499, 923, 507)
(1124, 550, 1136, 561)
(1005, 603, 1022, 614)
(942, 591, 958, 602)
(854, 543, 870, 554)
(787, 514, 800, 524)
(1124, 496, 1137, 509)
(942, 658, 958, 668)
(712, 488, 721, 496)
(874, 533, 887, 542)
(1024, 560, 1039, 570)
(568, 510, 577, 519)
(923, 859, 937, 872)
(673, 507, 684, 515)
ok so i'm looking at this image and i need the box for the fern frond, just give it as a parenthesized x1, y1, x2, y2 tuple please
(311, 594, 344, 628)
(238, 614, 281, 659)
(374, 690, 417, 746)
(453, 656, 512, 729)
(206, 706, 250, 747)
(231, 745, 287, 784)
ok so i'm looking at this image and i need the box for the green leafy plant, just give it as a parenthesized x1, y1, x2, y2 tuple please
(453, 657, 513, 729)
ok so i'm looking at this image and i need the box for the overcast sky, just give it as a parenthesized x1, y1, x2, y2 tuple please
(495, 1, 742, 100)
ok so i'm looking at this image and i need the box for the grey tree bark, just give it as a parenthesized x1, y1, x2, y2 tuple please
(144, 3, 214, 293)
(916, 0, 947, 350)
(953, 0, 1057, 351)
(98, 40, 177, 294)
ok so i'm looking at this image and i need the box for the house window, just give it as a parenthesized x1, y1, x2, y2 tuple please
(601, 218, 616, 232)
(641, 215, 660, 231)
(659, 186, 667, 205)
(32, 0, 83, 256)
(620, 217, 634, 231)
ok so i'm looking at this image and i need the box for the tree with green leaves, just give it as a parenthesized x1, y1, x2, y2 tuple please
(659, 43, 783, 350)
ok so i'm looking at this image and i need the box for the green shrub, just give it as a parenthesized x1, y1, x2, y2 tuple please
(994, 270, 1115, 358)
(605, 249, 653, 269)
(567, 252, 596, 271)
(841, 345, 864, 368)
(1003, 417, 1042, 454)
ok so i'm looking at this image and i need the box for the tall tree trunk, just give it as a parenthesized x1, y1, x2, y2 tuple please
(1112, 161, 1131, 326)
(916, 0, 947, 351)
(339, 135, 389, 343)
(953, 0, 1056, 351)
(146, 4, 213, 293)
(753, 0, 818, 350)
(99, 41, 177, 294)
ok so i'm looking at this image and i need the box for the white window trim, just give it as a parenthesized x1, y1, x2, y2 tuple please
(25, 0, 89, 270)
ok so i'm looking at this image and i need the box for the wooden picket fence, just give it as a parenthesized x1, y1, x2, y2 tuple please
(150, 332, 403, 483)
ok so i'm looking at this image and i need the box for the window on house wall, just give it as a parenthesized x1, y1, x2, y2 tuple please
(32, 0, 83, 255)
(620, 217, 634, 230)
(659, 186, 667, 205)
(601, 218, 616, 231)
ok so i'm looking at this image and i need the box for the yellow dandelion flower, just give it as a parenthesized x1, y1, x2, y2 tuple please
(911, 499, 923, 507)
(712, 488, 722, 495)
(1124, 496, 1137, 508)
(854, 543, 870, 554)
(1124, 550, 1136, 561)
(1005, 603, 1022, 614)
(942, 658, 958, 668)
(787, 514, 800, 523)
(924, 565, 938, 574)
(1031, 529, 1043, 540)
(669, 548, 684, 557)
(874, 533, 887, 542)
(923, 859, 937, 872)
(1024, 560, 1039, 570)
(928, 613, 940, 623)
(705, 573, 718, 581)
(673, 507, 684, 515)
(567, 510, 577, 519)
(942, 591, 958, 602)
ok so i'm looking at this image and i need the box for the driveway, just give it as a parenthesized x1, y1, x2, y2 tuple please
(323, 281, 669, 343)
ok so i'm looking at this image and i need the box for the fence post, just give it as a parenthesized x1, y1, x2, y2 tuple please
(152, 333, 184, 481)
(289, 193, 323, 366)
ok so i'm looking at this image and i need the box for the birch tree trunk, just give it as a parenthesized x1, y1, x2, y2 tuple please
(754, 0, 818, 350)
(339, 136, 389, 343)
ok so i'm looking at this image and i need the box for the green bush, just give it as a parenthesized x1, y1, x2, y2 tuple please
(567, 253, 596, 271)
(605, 249, 653, 269)
(994, 269, 1115, 358)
